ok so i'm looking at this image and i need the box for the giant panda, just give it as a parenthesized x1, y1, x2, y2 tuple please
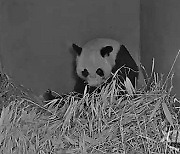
(72, 38, 139, 95)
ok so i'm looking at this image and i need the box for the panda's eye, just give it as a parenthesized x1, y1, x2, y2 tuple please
(82, 69, 89, 77)
(96, 68, 104, 77)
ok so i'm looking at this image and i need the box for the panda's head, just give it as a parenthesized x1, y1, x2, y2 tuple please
(72, 38, 122, 87)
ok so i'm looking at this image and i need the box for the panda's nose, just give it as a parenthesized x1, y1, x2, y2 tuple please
(88, 78, 99, 86)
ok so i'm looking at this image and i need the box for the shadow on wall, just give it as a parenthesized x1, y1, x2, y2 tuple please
(140, 0, 180, 98)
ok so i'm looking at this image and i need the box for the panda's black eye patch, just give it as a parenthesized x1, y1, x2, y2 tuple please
(82, 69, 89, 77)
(100, 46, 113, 57)
(96, 68, 104, 77)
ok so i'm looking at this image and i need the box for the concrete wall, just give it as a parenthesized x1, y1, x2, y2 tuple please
(140, 0, 180, 98)
(0, 0, 140, 95)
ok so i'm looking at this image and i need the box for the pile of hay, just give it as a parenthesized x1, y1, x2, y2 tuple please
(0, 65, 180, 154)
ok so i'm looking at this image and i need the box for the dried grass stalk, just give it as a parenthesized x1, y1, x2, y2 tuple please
(0, 51, 180, 154)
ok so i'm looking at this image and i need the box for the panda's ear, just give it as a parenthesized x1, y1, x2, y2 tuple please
(72, 44, 82, 55)
(100, 46, 113, 57)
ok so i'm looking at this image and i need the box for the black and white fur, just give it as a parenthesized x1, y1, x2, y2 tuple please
(72, 38, 139, 95)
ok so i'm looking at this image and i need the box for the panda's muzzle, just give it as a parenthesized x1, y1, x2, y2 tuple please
(87, 76, 105, 87)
